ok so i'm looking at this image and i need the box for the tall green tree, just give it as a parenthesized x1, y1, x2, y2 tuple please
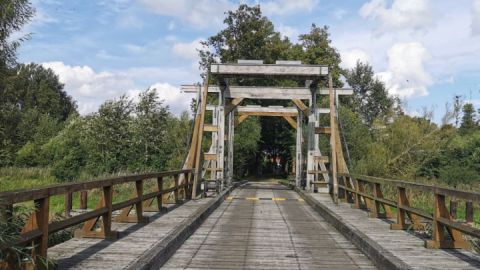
(1, 64, 76, 166)
(0, 0, 34, 69)
(460, 103, 477, 133)
(298, 24, 342, 86)
(344, 61, 394, 127)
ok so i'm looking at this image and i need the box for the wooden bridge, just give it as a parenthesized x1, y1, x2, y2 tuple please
(2, 61, 480, 269)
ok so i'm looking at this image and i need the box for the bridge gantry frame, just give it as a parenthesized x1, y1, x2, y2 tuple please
(182, 60, 353, 201)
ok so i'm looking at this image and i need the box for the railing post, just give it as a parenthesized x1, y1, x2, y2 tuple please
(64, 192, 72, 217)
(449, 200, 457, 220)
(80, 191, 88, 210)
(174, 174, 180, 203)
(425, 193, 467, 249)
(185, 173, 192, 200)
(466, 201, 474, 223)
(101, 185, 118, 239)
(391, 186, 406, 230)
(135, 180, 148, 223)
(157, 177, 164, 211)
(369, 183, 380, 218)
(33, 197, 49, 269)
(353, 177, 360, 209)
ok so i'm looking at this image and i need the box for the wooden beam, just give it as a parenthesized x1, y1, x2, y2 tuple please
(292, 99, 310, 115)
(315, 127, 331, 134)
(204, 124, 219, 132)
(283, 116, 297, 129)
(182, 85, 353, 99)
(225, 98, 244, 115)
(238, 111, 297, 117)
(210, 63, 328, 79)
(192, 76, 209, 199)
(204, 153, 217, 161)
(235, 115, 249, 127)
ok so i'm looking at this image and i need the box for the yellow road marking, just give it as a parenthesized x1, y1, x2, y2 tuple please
(298, 198, 305, 202)
(246, 197, 259, 201)
(227, 196, 234, 200)
(272, 197, 286, 201)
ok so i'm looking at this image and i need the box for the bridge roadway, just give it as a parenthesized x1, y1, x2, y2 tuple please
(161, 182, 376, 269)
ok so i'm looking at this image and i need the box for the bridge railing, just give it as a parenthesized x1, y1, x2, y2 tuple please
(0, 169, 193, 268)
(337, 173, 480, 249)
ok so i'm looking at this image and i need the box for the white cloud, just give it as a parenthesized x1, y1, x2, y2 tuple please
(149, 83, 195, 114)
(277, 25, 300, 41)
(172, 39, 203, 60)
(262, 0, 317, 16)
(472, 0, 480, 35)
(360, 0, 432, 33)
(340, 49, 371, 69)
(41, 62, 194, 115)
(140, 0, 232, 29)
(377, 42, 432, 98)
(124, 44, 145, 54)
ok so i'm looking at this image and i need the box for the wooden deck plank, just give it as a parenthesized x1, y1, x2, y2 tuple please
(162, 182, 376, 270)
(309, 193, 480, 269)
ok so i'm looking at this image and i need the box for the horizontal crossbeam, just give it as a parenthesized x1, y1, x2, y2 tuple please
(210, 63, 328, 79)
(181, 85, 353, 99)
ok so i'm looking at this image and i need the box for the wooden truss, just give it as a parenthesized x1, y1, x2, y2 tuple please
(182, 61, 352, 201)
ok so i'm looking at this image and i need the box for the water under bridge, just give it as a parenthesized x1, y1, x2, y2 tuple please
(2, 62, 480, 270)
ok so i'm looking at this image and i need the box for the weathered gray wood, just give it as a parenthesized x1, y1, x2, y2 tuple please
(162, 182, 376, 270)
(304, 192, 480, 270)
(182, 85, 353, 99)
(295, 111, 303, 188)
(210, 63, 328, 78)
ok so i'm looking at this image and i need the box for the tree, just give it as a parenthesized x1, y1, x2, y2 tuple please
(344, 61, 394, 127)
(130, 88, 170, 171)
(460, 103, 477, 133)
(0, 0, 34, 69)
(298, 24, 343, 86)
(199, 4, 291, 74)
(0, 64, 76, 166)
(85, 95, 134, 174)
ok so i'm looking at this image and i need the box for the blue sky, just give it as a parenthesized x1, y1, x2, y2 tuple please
(17, 0, 480, 123)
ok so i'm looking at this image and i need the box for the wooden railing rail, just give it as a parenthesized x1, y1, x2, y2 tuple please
(337, 173, 478, 249)
(0, 169, 194, 269)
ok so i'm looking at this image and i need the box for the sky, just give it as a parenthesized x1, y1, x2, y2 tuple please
(16, 0, 480, 123)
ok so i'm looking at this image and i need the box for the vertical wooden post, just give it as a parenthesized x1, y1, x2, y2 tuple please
(306, 82, 318, 191)
(135, 180, 147, 223)
(353, 177, 360, 209)
(466, 201, 474, 223)
(449, 200, 457, 220)
(391, 186, 407, 230)
(157, 177, 164, 210)
(426, 193, 468, 249)
(369, 183, 380, 218)
(64, 192, 72, 217)
(174, 174, 180, 203)
(295, 111, 303, 188)
(101, 185, 117, 239)
(33, 197, 49, 269)
(80, 191, 88, 210)
(429, 193, 446, 248)
(192, 74, 209, 199)
(328, 73, 338, 203)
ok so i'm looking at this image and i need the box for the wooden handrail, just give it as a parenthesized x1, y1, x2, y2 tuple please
(337, 173, 476, 249)
(0, 169, 194, 269)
